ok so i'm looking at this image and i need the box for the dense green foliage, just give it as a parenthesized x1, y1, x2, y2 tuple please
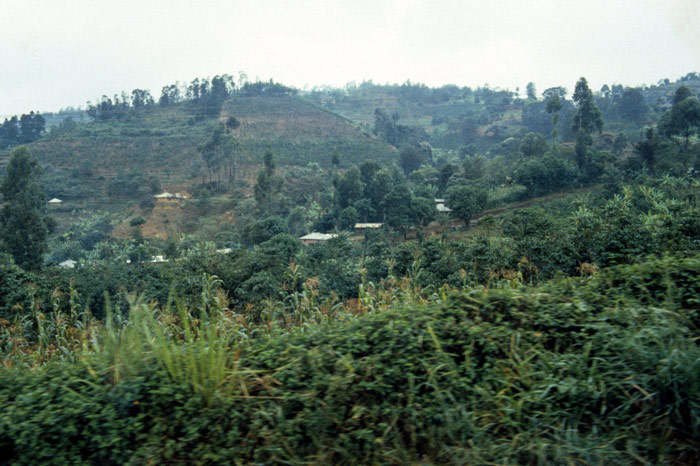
(0, 112, 45, 148)
(0, 147, 55, 269)
(3, 71, 700, 464)
(2, 255, 700, 464)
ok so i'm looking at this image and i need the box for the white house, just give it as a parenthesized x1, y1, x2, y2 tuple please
(435, 198, 452, 213)
(58, 259, 77, 269)
(300, 232, 338, 245)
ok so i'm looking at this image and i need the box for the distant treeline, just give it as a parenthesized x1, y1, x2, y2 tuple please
(0, 112, 46, 149)
(86, 75, 297, 122)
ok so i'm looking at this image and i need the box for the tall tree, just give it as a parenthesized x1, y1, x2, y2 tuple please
(526, 82, 537, 101)
(373, 108, 400, 145)
(254, 150, 279, 214)
(658, 86, 700, 151)
(0, 146, 54, 270)
(399, 145, 427, 175)
(571, 77, 603, 169)
(446, 185, 487, 225)
(544, 89, 563, 151)
(618, 87, 647, 123)
(635, 128, 658, 174)
(383, 183, 414, 239)
(336, 166, 363, 209)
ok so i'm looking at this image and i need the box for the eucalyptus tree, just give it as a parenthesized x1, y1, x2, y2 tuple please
(0, 146, 55, 270)
(571, 77, 603, 169)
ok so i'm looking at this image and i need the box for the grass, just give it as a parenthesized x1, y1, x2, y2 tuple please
(2, 256, 700, 463)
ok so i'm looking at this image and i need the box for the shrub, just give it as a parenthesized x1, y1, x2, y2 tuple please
(129, 216, 146, 227)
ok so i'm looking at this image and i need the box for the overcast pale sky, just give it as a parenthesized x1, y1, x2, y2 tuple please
(1, 0, 698, 116)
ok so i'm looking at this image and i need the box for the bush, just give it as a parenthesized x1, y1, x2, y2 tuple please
(129, 216, 146, 227)
(139, 195, 155, 210)
(513, 153, 576, 196)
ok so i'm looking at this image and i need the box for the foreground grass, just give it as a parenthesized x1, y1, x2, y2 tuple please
(2, 256, 700, 464)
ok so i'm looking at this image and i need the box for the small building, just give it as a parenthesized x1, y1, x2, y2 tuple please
(58, 259, 77, 269)
(150, 255, 169, 264)
(154, 192, 189, 201)
(435, 199, 452, 213)
(48, 198, 63, 205)
(354, 223, 383, 234)
(300, 232, 338, 245)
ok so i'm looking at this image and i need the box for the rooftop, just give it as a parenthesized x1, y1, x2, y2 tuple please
(300, 232, 338, 241)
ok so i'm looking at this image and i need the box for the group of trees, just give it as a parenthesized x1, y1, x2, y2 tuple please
(198, 117, 241, 189)
(7, 73, 700, 275)
(658, 85, 700, 143)
(373, 108, 428, 147)
(0, 112, 46, 148)
(86, 75, 298, 123)
(86, 91, 151, 120)
(86, 74, 238, 121)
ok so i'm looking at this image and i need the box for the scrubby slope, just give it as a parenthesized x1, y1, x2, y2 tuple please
(23, 96, 393, 205)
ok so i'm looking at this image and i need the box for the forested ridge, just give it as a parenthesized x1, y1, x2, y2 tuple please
(1, 71, 700, 464)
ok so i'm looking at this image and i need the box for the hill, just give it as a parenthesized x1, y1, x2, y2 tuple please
(308, 74, 700, 152)
(0, 93, 396, 243)
(23, 95, 393, 203)
(222, 95, 393, 167)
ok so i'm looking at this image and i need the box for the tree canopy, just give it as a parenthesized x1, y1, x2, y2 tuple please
(0, 146, 54, 270)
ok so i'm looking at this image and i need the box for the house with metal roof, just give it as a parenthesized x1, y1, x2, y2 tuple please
(354, 223, 383, 234)
(435, 199, 452, 213)
(299, 232, 338, 245)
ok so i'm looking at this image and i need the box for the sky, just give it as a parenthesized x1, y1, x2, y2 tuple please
(1, 0, 699, 117)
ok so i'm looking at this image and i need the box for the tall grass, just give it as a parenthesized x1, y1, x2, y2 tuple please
(2, 257, 700, 463)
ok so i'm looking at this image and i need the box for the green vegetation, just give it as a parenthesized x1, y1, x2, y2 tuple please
(0, 112, 46, 148)
(0, 147, 55, 269)
(2, 71, 700, 463)
(2, 255, 700, 464)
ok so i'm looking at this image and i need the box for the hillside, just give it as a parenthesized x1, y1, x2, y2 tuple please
(2, 73, 700, 464)
(0, 93, 396, 243)
(23, 95, 392, 203)
(308, 75, 700, 152)
(222, 95, 394, 167)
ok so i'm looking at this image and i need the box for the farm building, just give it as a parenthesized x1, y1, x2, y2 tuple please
(354, 223, 383, 234)
(435, 199, 452, 213)
(300, 232, 338, 245)
(154, 192, 188, 201)
(58, 259, 77, 269)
